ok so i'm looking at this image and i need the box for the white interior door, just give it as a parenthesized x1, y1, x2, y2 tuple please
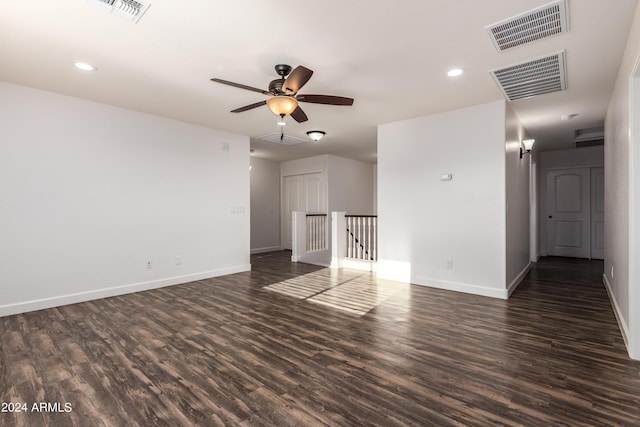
(281, 172, 324, 250)
(546, 168, 591, 258)
(591, 167, 605, 260)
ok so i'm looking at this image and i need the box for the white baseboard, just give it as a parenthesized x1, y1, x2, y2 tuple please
(507, 262, 532, 298)
(602, 273, 631, 352)
(412, 276, 509, 299)
(250, 246, 281, 254)
(342, 259, 377, 272)
(0, 264, 251, 318)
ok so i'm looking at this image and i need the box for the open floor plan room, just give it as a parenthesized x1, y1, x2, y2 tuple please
(1, 251, 638, 426)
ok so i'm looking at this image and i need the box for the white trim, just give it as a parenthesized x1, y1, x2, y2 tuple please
(507, 262, 532, 298)
(0, 264, 251, 318)
(412, 276, 509, 299)
(250, 246, 281, 254)
(342, 259, 377, 272)
(603, 273, 631, 352)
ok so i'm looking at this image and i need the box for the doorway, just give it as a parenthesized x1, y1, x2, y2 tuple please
(545, 166, 604, 259)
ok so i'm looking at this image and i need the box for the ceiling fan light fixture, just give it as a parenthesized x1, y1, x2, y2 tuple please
(307, 130, 326, 141)
(266, 96, 298, 116)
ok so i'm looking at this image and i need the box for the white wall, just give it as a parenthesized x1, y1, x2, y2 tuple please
(605, 1, 640, 359)
(0, 82, 250, 317)
(505, 105, 531, 295)
(378, 100, 508, 298)
(608, 1, 640, 360)
(327, 155, 374, 215)
(538, 146, 605, 256)
(631, 73, 640, 360)
(250, 157, 280, 253)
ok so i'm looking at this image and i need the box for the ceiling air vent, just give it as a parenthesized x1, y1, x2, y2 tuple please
(489, 51, 566, 101)
(85, 0, 150, 23)
(259, 133, 308, 146)
(486, 0, 569, 52)
(574, 126, 604, 148)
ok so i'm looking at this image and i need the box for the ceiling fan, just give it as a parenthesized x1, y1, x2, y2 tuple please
(211, 64, 354, 123)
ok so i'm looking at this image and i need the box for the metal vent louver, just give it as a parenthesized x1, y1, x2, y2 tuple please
(85, 0, 150, 23)
(489, 51, 566, 101)
(486, 0, 569, 51)
(259, 133, 308, 146)
(574, 126, 604, 148)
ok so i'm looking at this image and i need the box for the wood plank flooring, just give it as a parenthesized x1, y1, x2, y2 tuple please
(1, 252, 639, 426)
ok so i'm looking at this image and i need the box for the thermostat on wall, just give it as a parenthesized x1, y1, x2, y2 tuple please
(440, 173, 453, 181)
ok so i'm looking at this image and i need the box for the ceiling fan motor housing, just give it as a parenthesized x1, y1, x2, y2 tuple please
(274, 64, 292, 77)
(269, 79, 285, 94)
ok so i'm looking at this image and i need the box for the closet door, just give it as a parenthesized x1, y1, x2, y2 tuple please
(281, 172, 324, 249)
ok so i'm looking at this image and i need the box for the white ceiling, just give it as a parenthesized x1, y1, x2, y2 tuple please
(1, 0, 637, 163)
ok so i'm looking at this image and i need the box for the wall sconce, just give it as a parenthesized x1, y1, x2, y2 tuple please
(520, 139, 535, 159)
(307, 130, 326, 141)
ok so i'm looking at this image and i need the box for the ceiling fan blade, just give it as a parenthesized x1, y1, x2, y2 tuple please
(282, 66, 313, 95)
(290, 106, 308, 123)
(297, 94, 354, 106)
(211, 78, 271, 95)
(231, 100, 267, 113)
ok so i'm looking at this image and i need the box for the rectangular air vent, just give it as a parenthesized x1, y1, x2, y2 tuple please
(259, 133, 308, 146)
(85, 0, 150, 23)
(574, 126, 604, 147)
(489, 51, 566, 101)
(486, 0, 568, 51)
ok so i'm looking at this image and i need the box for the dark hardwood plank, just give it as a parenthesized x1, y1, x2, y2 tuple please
(1, 252, 639, 426)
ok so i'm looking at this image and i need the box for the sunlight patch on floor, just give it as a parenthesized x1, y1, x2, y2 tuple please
(263, 269, 407, 316)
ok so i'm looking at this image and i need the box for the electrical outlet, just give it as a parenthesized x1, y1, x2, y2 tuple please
(146, 260, 153, 270)
(446, 259, 453, 269)
(176, 256, 182, 265)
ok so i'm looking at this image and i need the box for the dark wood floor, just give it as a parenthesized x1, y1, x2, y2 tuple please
(1, 252, 639, 426)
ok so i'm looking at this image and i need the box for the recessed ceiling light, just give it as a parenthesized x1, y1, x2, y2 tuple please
(561, 113, 578, 121)
(447, 68, 464, 77)
(73, 62, 96, 71)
